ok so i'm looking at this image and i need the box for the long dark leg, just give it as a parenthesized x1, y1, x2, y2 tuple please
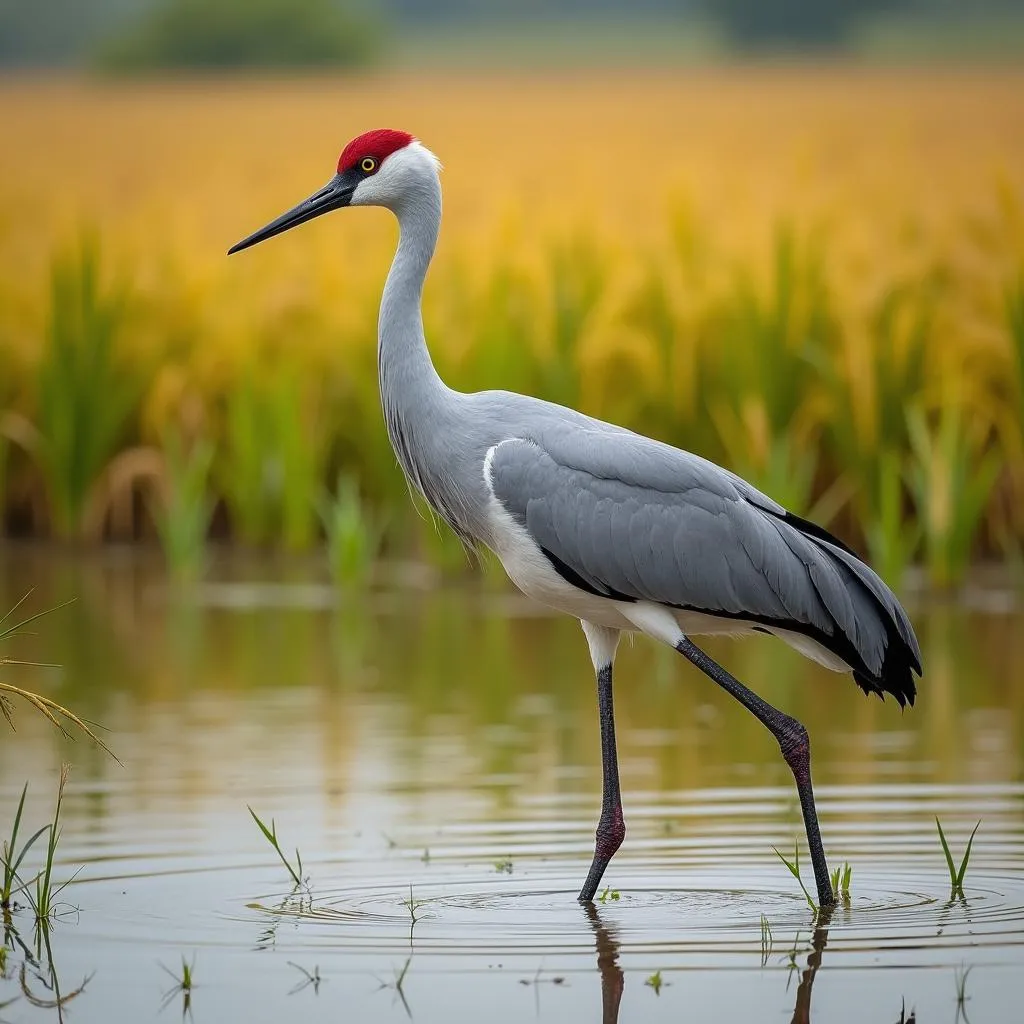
(676, 636, 835, 908)
(578, 661, 625, 903)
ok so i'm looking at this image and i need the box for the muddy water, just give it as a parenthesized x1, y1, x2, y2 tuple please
(1, 548, 1022, 1022)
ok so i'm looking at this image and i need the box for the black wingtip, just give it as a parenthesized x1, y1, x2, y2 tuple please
(853, 630, 919, 709)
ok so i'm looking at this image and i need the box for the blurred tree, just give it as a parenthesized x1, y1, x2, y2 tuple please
(701, 0, 911, 48)
(98, 0, 381, 71)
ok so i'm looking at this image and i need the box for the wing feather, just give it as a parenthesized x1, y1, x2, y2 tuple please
(487, 433, 920, 704)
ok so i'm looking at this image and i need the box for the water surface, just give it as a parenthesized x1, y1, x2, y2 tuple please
(1, 548, 1022, 1022)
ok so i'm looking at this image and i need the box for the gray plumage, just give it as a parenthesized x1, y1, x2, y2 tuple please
(229, 131, 923, 908)
(366, 141, 920, 707)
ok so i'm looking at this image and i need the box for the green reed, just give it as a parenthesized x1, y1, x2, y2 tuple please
(318, 473, 384, 588)
(221, 373, 326, 550)
(936, 818, 981, 899)
(29, 765, 70, 924)
(907, 408, 1001, 588)
(154, 429, 214, 581)
(0, 220, 1019, 582)
(33, 235, 143, 539)
(161, 955, 195, 992)
(247, 807, 304, 888)
(864, 450, 920, 592)
(1, 784, 49, 911)
(829, 861, 852, 903)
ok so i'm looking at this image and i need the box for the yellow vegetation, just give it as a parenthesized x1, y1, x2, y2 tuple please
(0, 69, 1022, 584)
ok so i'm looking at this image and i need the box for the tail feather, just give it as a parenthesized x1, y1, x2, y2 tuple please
(776, 511, 922, 707)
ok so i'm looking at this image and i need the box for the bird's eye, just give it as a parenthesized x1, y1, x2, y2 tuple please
(361, 157, 378, 174)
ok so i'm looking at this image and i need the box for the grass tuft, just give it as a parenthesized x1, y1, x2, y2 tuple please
(1, 784, 50, 911)
(30, 765, 72, 924)
(644, 970, 665, 995)
(829, 861, 853, 903)
(936, 818, 981, 899)
(772, 840, 818, 914)
(247, 807, 304, 889)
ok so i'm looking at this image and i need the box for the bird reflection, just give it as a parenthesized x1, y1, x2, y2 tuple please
(583, 903, 864, 1024)
(583, 904, 623, 1024)
(790, 908, 832, 1024)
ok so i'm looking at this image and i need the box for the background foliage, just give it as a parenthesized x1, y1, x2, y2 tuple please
(0, 69, 1021, 587)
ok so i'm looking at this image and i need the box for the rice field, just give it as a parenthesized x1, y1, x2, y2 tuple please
(1, 68, 1022, 586)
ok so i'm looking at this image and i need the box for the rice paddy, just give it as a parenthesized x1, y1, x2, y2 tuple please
(1, 68, 1022, 585)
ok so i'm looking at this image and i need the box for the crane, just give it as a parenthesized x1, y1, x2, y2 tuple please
(229, 129, 922, 908)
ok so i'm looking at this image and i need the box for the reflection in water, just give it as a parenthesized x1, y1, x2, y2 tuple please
(2, 915, 92, 1023)
(790, 909, 830, 1024)
(584, 904, 623, 1024)
(2, 549, 1024, 1022)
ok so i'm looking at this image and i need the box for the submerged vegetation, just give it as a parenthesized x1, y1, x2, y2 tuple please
(0, 71, 1022, 587)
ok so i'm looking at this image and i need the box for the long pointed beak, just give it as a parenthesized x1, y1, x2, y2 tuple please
(228, 172, 353, 255)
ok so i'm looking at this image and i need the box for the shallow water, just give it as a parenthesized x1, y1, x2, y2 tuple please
(1, 547, 1022, 1022)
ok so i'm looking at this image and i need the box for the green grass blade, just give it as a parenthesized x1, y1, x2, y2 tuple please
(4, 783, 30, 869)
(772, 841, 817, 912)
(935, 817, 958, 887)
(956, 822, 981, 889)
(9, 825, 51, 881)
(247, 806, 277, 846)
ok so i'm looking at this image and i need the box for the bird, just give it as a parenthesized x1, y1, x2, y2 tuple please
(229, 128, 922, 908)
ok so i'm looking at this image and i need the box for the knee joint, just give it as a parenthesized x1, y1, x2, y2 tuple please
(596, 807, 625, 858)
(778, 717, 810, 769)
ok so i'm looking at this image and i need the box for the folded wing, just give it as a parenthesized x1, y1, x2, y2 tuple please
(487, 430, 921, 706)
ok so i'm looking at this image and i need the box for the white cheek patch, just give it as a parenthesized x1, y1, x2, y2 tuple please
(350, 143, 440, 209)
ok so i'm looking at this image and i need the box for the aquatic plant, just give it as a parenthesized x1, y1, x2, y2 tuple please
(160, 954, 196, 1016)
(29, 765, 71, 924)
(0, 74, 1021, 580)
(863, 451, 920, 592)
(936, 818, 981, 899)
(160, 955, 195, 992)
(493, 857, 514, 874)
(907, 408, 1001, 588)
(829, 861, 852, 903)
(1, 784, 49, 911)
(598, 885, 620, 903)
(760, 914, 773, 966)
(0, 595, 117, 760)
(153, 430, 215, 581)
(318, 474, 384, 588)
(220, 373, 326, 550)
(645, 970, 665, 995)
(287, 961, 324, 995)
(32, 236, 144, 539)
(772, 840, 818, 914)
(247, 807, 304, 888)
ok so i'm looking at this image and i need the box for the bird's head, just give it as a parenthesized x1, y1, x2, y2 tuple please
(228, 128, 438, 255)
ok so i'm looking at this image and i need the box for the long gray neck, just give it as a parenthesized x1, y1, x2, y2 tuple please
(378, 174, 475, 539)
(378, 178, 444, 398)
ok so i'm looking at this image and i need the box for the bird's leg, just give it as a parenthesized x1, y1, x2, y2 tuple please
(579, 623, 624, 903)
(675, 636, 835, 909)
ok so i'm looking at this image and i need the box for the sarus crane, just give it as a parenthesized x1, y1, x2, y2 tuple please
(229, 129, 922, 908)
